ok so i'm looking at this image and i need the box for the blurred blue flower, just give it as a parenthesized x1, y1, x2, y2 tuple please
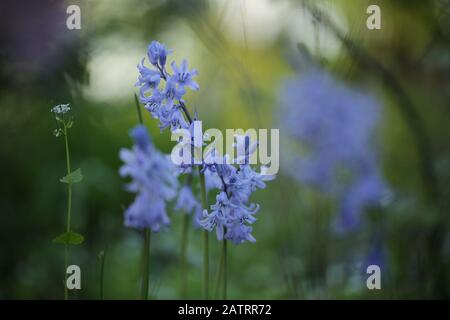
(176, 185, 201, 216)
(279, 70, 389, 231)
(123, 192, 170, 232)
(338, 171, 386, 231)
(119, 125, 178, 231)
(362, 234, 386, 274)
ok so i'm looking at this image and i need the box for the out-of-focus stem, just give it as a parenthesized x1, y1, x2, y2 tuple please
(99, 250, 105, 299)
(222, 239, 227, 300)
(180, 213, 189, 298)
(198, 169, 209, 299)
(141, 229, 151, 300)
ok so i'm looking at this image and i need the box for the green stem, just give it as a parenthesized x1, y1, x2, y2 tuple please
(141, 229, 151, 300)
(203, 231, 209, 299)
(180, 214, 189, 298)
(99, 251, 105, 299)
(134, 93, 144, 124)
(63, 124, 72, 300)
(64, 245, 68, 300)
(198, 169, 209, 299)
(214, 242, 224, 299)
(135, 93, 152, 300)
(134, 94, 153, 300)
(222, 239, 227, 300)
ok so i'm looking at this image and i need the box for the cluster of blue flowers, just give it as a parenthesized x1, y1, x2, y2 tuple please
(200, 137, 274, 244)
(136, 41, 198, 132)
(279, 70, 388, 231)
(132, 40, 274, 244)
(119, 125, 179, 232)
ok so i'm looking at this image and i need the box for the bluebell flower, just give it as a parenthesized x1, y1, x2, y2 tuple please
(135, 41, 276, 243)
(136, 41, 197, 135)
(147, 41, 172, 67)
(200, 192, 230, 240)
(279, 69, 389, 232)
(140, 90, 164, 117)
(136, 59, 161, 95)
(170, 59, 199, 91)
(200, 135, 274, 244)
(169, 108, 190, 131)
(119, 125, 178, 231)
(156, 106, 188, 132)
(162, 78, 186, 109)
(225, 219, 256, 244)
(200, 188, 259, 244)
(204, 168, 222, 191)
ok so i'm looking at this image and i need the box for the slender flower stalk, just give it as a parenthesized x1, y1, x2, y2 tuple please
(51, 103, 84, 300)
(63, 123, 71, 300)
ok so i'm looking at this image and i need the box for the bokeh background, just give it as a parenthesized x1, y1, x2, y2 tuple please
(0, 0, 449, 299)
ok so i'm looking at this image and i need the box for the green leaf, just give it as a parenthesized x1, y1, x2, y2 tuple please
(52, 231, 85, 245)
(60, 168, 83, 184)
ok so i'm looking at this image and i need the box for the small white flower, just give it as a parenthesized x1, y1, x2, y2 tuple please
(51, 104, 71, 115)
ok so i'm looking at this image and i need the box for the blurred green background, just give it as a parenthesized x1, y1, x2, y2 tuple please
(0, 0, 449, 299)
